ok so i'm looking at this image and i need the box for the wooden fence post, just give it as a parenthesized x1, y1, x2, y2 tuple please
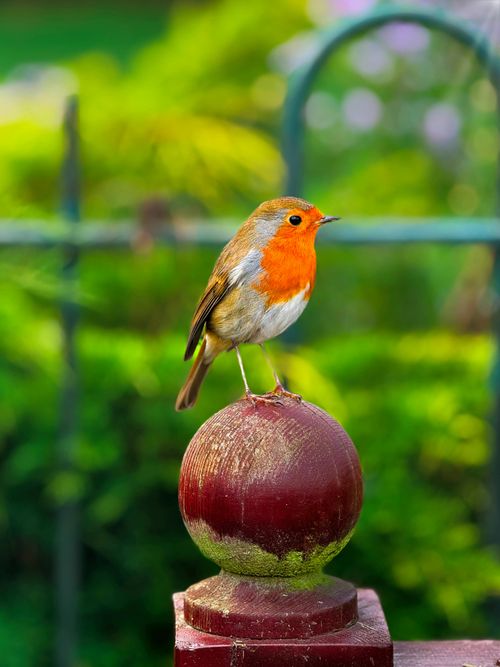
(173, 396, 393, 666)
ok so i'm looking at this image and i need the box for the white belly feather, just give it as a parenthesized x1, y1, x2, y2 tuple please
(251, 285, 310, 343)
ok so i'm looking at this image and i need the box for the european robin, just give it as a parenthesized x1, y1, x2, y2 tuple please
(175, 196, 339, 411)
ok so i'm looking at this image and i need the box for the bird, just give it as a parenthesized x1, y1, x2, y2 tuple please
(175, 196, 339, 411)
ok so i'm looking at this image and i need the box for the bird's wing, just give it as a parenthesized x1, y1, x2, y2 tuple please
(183, 275, 231, 360)
(183, 224, 260, 361)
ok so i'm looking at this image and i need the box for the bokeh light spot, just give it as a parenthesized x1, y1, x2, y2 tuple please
(342, 87, 382, 131)
(468, 126, 499, 163)
(251, 74, 286, 111)
(305, 91, 337, 129)
(448, 183, 479, 215)
(423, 103, 461, 147)
(379, 22, 430, 55)
(349, 38, 394, 80)
(470, 78, 497, 113)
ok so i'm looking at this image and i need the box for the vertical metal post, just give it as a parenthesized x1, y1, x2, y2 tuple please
(55, 95, 81, 667)
(487, 71, 500, 629)
(490, 266, 500, 630)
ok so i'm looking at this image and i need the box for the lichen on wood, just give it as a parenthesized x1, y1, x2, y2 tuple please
(188, 518, 355, 577)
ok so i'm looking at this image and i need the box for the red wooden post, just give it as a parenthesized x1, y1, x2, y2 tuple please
(174, 396, 393, 665)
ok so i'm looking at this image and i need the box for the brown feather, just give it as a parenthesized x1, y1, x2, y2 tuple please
(177, 334, 230, 410)
(184, 277, 230, 360)
(183, 223, 257, 360)
(176, 340, 212, 410)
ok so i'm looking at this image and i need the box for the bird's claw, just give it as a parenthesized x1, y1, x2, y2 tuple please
(243, 386, 302, 407)
(273, 384, 302, 402)
(245, 391, 284, 408)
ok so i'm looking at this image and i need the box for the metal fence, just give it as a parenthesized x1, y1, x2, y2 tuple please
(3, 4, 500, 666)
(282, 4, 500, 572)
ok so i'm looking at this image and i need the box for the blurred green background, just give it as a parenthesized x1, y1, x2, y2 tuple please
(2, 0, 500, 665)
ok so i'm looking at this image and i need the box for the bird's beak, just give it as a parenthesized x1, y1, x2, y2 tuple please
(319, 215, 340, 225)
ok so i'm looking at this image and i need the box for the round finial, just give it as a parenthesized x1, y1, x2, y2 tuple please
(179, 397, 363, 578)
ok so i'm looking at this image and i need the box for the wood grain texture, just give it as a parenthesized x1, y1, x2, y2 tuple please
(394, 640, 500, 666)
(179, 397, 363, 576)
(184, 571, 357, 639)
(174, 588, 393, 666)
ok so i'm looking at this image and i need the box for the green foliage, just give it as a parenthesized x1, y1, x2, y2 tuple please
(284, 334, 500, 637)
(1, 253, 500, 663)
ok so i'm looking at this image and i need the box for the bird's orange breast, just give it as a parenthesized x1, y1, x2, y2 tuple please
(253, 231, 316, 306)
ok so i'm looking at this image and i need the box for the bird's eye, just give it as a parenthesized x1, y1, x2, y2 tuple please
(289, 215, 302, 226)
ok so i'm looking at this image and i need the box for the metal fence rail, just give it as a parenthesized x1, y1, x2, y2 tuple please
(6, 218, 500, 247)
(2, 4, 500, 666)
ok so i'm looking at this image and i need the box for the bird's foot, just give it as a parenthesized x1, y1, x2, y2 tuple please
(245, 391, 284, 408)
(273, 383, 302, 402)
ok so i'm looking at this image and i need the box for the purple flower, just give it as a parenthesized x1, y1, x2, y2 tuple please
(379, 23, 430, 54)
(423, 103, 461, 147)
(349, 39, 394, 79)
(342, 88, 383, 131)
(328, 0, 376, 16)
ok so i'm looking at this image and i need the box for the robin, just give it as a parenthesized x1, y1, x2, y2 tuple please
(175, 196, 339, 411)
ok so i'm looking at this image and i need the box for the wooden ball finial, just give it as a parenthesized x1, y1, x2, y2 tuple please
(178, 396, 363, 639)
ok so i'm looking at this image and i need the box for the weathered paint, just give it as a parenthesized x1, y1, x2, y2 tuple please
(178, 397, 364, 641)
(174, 588, 394, 664)
(184, 570, 358, 639)
(179, 397, 363, 572)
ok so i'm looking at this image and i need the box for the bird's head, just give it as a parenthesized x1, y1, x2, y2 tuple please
(249, 196, 339, 245)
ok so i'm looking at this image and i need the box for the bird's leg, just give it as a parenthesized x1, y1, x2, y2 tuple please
(235, 345, 252, 395)
(259, 343, 282, 387)
(259, 344, 302, 402)
(234, 345, 283, 406)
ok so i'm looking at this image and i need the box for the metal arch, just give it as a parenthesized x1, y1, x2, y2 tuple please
(282, 4, 500, 196)
(282, 3, 500, 627)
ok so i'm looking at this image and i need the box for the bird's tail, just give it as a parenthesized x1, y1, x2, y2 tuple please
(176, 338, 213, 411)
